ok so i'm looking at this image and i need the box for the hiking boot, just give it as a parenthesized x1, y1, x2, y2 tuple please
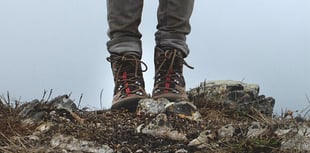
(107, 53, 148, 111)
(152, 47, 194, 101)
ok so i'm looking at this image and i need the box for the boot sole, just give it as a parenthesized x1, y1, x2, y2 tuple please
(152, 93, 189, 102)
(111, 96, 146, 112)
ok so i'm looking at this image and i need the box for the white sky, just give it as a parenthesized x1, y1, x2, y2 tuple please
(0, 0, 309, 113)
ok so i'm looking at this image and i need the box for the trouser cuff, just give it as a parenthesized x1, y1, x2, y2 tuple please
(156, 38, 189, 57)
(107, 38, 142, 57)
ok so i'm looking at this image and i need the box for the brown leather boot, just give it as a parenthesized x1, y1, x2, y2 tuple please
(152, 47, 193, 101)
(107, 53, 148, 111)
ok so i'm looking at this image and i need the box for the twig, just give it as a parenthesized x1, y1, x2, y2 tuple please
(47, 89, 53, 101)
(240, 77, 245, 83)
(15, 137, 27, 150)
(1, 95, 6, 104)
(7, 122, 21, 137)
(41, 90, 47, 102)
(5, 91, 12, 113)
(306, 93, 310, 104)
(0, 131, 15, 147)
(237, 123, 247, 136)
(0, 147, 12, 153)
(7, 91, 10, 105)
(304, 109, 310, 118)
(15, 96, 22, 108)
(253, 108, 269, 124)
(300, 94, 310, 117)
(100, 89, 104, 109)
(78, 93, 83, 109)
(246, 113, 259, 122)
(69, 111, 85, 124)
(68, 92, 72, 98)
(281, 108, 285, 118)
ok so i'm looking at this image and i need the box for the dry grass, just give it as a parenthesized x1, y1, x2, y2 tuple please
(0, 93, 309, 153)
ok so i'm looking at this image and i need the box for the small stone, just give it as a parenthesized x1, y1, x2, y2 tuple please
(295, 115, 305, 122)
(165, 101, 201, 121)
(35, 122, 53, 133)
(188, 130, 214, 147)
(217, 124, 235, 138)
(275, 129, 291, 136)
(49, 110, 56, 115)
(140, 113, 187, 141)
(247, 122, 267, 138)
(136, 98, 169, 115)
(26, 135, 40, 141)
(136, 124, 144, 133)
(21, 118, 35, 126)
(175, 148, 188, 153)
(49, 95, 77, 112)
(189, 130, 218, 149)
(18, 99, 40, 118)
(135, 149, 143, 153)
(281, 124, 310, 151)
(50, 134, 113, 153)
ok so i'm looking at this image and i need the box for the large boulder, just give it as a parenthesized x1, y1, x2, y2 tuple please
(187, 80, 275, 116)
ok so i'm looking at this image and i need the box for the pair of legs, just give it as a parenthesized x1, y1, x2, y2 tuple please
(106, 0, 194, 110)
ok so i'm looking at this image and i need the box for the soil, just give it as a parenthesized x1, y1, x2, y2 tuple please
(0, 95, 306, 153)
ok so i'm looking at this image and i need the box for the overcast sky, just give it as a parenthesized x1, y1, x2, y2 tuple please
(0, 0, 309, 114)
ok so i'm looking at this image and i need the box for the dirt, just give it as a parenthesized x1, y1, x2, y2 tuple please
(0, 95, 306, 153)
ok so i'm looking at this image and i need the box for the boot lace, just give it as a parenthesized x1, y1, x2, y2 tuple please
(154, 49, 194, 94)
(107, 54, 147, 97)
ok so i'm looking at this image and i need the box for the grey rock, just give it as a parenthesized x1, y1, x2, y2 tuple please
(188, 130, 218, 149)
(165, 101, 201, 121)
(19, 99, 44, 121)
(136, 98, 169, 115)
(175, 149, 188, 153)
(21, 118, 35, 126)
(49, 95, 78, 112)
(217, 124, 235, 138)
(137, 98, 201, 121)
(135, 149, 143, 153)
(18, 95, 82, 124)
(25, 135, 40, 141)
(139, 113, 187, 141)
(188, 80, 259, 98)
(188, 130, 210, 146)
(188, 80, 275, 116)
(237, 95, 275, 117)
(280, 124, 310, 151)
(275, 129, 291, 137)
(34, 122, 53, 134)
(247, 122, 267, 138)
(50, 134, 113, 153)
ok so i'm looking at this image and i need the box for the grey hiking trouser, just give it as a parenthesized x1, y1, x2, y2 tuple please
(106, 0, 194, 58)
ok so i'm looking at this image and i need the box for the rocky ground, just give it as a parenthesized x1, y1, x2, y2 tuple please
(0, 80, 309, 153)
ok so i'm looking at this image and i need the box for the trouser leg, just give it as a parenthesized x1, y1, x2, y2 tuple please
(156, 0, 194, 57)
(106, 0, 144, 57)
